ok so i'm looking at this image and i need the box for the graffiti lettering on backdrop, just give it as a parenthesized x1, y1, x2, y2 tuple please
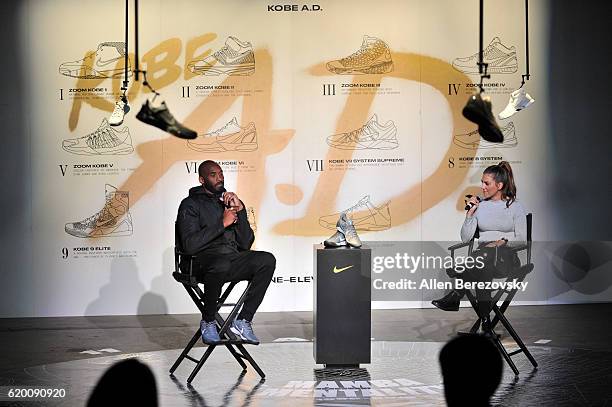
(63, 35, 477, 240)
(66, 34, 218, 131)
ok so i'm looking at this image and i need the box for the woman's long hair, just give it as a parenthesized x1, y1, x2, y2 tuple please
(483, 161, 516, 207)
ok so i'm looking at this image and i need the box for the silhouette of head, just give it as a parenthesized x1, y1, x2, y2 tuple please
(87, 358, 158, 406)
(439, 334, 503, 407)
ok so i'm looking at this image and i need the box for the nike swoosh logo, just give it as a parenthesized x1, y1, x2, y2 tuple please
(333, 265, 353, 274)
(96, 57, 122, 67)
(218, 51, 253, 64)
(486, 54, 516, 66)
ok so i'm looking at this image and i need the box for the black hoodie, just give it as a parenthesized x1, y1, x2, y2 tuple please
(176, 185, 254, 255)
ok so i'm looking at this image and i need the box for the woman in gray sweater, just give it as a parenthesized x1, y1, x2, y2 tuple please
(432, 161, 527, 312)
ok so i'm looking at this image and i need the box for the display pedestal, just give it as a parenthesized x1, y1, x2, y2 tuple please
(313, 244, 371, 367)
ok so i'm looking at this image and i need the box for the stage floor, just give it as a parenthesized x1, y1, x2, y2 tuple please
(1, 305, 612, 406)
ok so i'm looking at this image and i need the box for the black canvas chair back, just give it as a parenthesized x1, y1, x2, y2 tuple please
(447, 214, 537, 376)
(169, 223, 265, 383)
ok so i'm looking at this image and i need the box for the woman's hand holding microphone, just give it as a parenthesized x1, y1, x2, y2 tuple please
(465, 195, 480, 218)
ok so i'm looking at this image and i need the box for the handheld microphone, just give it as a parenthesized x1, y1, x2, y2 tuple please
(218, 187, 231, 208)
(464, 195, 482, 211)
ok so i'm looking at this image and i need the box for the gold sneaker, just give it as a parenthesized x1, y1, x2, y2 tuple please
(65, 185, 133, 238)
(326, 35, 393, 75)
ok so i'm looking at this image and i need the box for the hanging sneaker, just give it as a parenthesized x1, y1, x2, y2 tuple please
(62, 119, 133, 156)
(319, 195, 391, 232)
(108, 98, 130, 126)
(336, 212, 362, 248)
(59, 42, 131, 79)
(453, 122, 517, 149)
(327, 35, 393, 75)
(326, 114, 398, 150)
(136, 100, 197, 139)
(324, 230, 347, 248)
(188, 36, 255, 76)
(452, 37, 518, 75)
(462, 93, 504, 143)
(65, 184, 133, 238)
(498, 87, 535, 119)
(187, 120, 257, 153)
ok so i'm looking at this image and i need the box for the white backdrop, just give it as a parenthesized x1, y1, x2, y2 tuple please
(14, 0, 609, 317)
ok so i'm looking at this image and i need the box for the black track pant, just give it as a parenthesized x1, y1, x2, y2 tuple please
(194, 250, 275, 322)
(460, 246, 520, 318)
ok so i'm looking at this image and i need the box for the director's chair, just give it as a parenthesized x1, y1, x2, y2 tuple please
(447, 213, 538, 376)
(169, 236, 265, 383)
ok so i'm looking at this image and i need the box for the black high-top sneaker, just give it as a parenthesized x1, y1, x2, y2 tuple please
(462, 93, 503, 143)
(136, 100, 197, 139)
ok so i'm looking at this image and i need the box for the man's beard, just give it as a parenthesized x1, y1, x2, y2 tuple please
(204, 179, 225, 195)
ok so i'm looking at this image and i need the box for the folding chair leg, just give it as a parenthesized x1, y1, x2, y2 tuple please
(188, 345, 216, 384)
(492, 335, 520, 376)
(235, 343, 266, 379)
(494, 307, 538, 368)
(172, 280, 266, 382)
(468, 318, 480, 334)
(170, 328, 201, 374)
(459, 291, 482, 335)
(225, 343, 248, 370)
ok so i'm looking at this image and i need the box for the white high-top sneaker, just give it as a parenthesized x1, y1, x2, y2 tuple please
(109, 98, 130, 126)
(499, 87, 535, 119)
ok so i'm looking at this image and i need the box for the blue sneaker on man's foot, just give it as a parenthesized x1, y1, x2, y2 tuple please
(200, 320, 221, 344)
(230, 319, 260, 345)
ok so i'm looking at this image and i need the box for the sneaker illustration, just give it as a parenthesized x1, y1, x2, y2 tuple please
(136, 100, 197, 140)
(200, 117, 242, 138)
(327, 35, 393, 75)
(326, 114, 398, 150)
(188, 36, 255, 76)
(109, 98, 130, 126)
(59, 42, 131, 79)
(319, 195, 391, 232)
(246, 207, 257, 232)
(65, 184, 133, 238)
(452, 37, 518, 74)
(498, 87, 535, 119)
(187, 120, 257, 153)
(453, 122, 517, 149)
(62, 119, 133, 156)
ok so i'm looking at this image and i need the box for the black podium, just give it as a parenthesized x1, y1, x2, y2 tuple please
(313, 244, 371, 367)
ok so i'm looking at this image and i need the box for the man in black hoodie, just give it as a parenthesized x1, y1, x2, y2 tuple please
(176, 160, 275, 345)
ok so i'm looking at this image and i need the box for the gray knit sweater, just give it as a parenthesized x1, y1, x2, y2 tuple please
(460, 199, 527, 245)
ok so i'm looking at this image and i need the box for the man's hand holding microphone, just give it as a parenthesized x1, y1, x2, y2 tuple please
(222, 191, 244, 228)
